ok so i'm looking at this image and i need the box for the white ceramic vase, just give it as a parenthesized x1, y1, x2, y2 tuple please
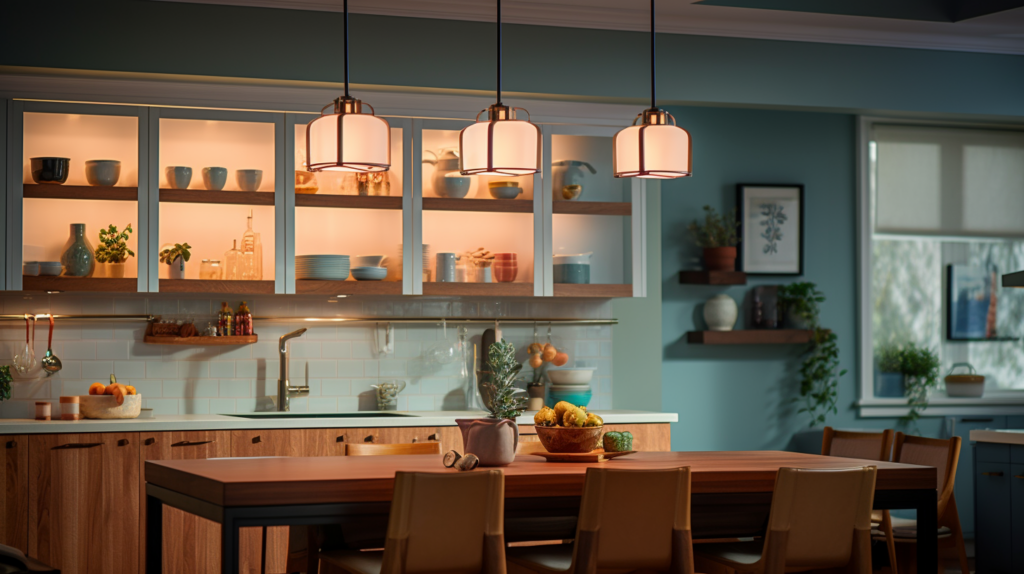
(167, 258, 186, 280)
(703, 294, 738, 331)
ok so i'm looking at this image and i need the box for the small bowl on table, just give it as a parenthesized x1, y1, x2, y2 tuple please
(536, 426, 603, 454)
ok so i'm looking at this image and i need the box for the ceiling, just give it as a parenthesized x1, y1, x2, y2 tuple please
(158, 0, 1024, 55)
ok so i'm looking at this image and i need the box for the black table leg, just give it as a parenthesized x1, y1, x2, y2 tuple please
(222, 512, 240, 574)
(916, 489, 938, 573)
(145, 494, 163, 574)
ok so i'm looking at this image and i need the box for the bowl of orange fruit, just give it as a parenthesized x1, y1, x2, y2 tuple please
(81, 378, 140, 419)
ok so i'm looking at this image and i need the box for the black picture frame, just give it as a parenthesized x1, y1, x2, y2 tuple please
(736, 184, 805, 276)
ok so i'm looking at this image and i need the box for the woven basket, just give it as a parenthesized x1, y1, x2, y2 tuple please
(150, 322, 180, 337)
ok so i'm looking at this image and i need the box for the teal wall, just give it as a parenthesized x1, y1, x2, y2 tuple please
(660, 106, 942, 450)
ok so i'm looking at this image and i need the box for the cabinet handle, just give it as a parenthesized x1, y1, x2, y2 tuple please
(53, 443, 103, 450)
(172, 440, 214, 447)
(364, 435, 376, 443)
(428, 433, 439, 441)
(1015, 475, 1024, 480)
(336, 436, 345, 443)
(982, 471, 1004, 477)
(252, 436, 262, 444)
(144, 438, 156, 446)
(961, 418, 994, 423)
(118, 439, 130, 446)
(5, 441, 15, 449)
(411, 437, 418, 443)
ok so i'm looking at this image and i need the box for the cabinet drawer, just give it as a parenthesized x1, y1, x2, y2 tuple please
(977, 442, 1011, 463)
(1012, 464, 1024, 574)
(975, 461, 1012, 574)
(1012, 445, 1024, 464)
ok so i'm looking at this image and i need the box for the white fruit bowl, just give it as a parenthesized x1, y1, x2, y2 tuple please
(79, 395, 142, 419)
(548, 368, 596, 385)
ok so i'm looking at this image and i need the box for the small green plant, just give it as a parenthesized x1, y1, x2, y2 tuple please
(898, 343, 940, 425)
(688, 205, 740, 248)
(159, 243, 192, 266)
(96, 223, 135, 264)
(781, 282, 847, 427)
(0, 366, 12, 402)
(876, 343, 902, 373)
(483, 339, 527, 420)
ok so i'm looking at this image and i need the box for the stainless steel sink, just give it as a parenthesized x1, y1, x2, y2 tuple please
(224, 412, 415, 419)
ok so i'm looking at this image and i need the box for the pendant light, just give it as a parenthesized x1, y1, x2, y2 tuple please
(459, 0, 540, 176)
(306, 0, 390, 173)
(613, 0, 691, 179)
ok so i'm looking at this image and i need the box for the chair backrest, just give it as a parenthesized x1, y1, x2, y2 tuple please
(892, 433, 961, 518)
(759, 466, 877, 571)
(572, 467, 693, 574)
(821, 426, 894, 461)
(345, 441, 443, 457)
(380, 470, 505, 574)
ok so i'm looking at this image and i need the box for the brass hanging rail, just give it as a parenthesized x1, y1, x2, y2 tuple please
(0, 314, 616, 326)
(0, 314, 155, 322)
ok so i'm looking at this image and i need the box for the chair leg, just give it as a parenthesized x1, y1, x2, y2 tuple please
(261, 526, 268, 574)
(307, 526, 321, 574)
(943, 497, 971, 574)
(879, 511, 899, 574)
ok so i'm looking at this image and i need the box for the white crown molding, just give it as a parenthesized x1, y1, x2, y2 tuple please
(154, 0, 1024, 55)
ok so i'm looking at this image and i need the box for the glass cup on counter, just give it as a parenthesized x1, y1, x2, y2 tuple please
(199, 259, 223, 280)
(372, 380, 406, 411)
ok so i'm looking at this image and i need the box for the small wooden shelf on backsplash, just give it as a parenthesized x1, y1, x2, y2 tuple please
(686, 330, 817, 345)
(678, 270, 747, 285)
(143, 334, 258, 346)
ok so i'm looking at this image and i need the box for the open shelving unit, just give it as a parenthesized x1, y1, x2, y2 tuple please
(422, 282, 534, 297)
(22, 276, 137, 293)
(295, 195, 401, 210)
(422, 197, 532, 213)
(160, 189, 275, 206)
(686, 330, 817, 345)
(24, 184, 138, 202)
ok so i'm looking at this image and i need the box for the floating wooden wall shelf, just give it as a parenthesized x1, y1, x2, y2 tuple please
(686, 330, 816, 345)
(160, 189, 274, 206)
(143, 334, 258, 345)
(553, 201, 631, 216)
(296, 280, 402, 296)
(24, 184, 137, 201)
(296, 195, 402, 210)
(679, 271, 747, 285)
(423, 198, 531, 213)
(22, 276, 136, 293)
(553, 284, 633, 298)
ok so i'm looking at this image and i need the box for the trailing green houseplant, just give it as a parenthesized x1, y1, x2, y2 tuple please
(688, 205, 741, 271)
(897, 343, 940, 425)
(779, 282, 846, 427)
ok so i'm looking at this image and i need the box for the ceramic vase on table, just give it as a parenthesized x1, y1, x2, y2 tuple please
(456, 418, 519, 467)
(60, 224, 96, 277)
(703, 294, 738, 331)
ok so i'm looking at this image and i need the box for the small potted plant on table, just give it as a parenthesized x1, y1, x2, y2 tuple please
(688, 205, 740, 271)
(95, 224, 134, 278)
(456, 339, 526, 467)
(159, 243, 192, 280)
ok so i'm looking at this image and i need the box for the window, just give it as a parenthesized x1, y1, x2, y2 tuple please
(860, 119, 1024, 411)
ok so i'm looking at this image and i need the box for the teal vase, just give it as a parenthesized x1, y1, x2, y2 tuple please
(61, 223, 96, 277)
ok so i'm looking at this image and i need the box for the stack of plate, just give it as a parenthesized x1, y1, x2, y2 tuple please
(39, 262, 62, 276)
(296, 254, 350, 280)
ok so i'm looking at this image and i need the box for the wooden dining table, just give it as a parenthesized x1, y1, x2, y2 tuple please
(145, 451, 938, 573)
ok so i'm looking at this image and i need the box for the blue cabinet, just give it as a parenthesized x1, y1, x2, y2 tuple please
(974, 442, 1024, 574)
(949, 416, 1005, 536)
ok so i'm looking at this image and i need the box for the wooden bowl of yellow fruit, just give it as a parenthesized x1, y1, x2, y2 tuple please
(533, 401, 604, 453)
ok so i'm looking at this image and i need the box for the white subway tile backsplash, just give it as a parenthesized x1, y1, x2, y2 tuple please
(1, 294, 613, 417)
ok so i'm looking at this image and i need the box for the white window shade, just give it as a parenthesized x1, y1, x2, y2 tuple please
(873, 125, 1024, 236)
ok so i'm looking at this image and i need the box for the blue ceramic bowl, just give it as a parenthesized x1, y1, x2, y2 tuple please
(549, 388, 592, 408)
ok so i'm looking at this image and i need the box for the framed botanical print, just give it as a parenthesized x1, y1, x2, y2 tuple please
(736, 184, 804, 275)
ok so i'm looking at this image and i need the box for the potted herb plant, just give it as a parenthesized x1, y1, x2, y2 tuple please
(95, 224, 134, 278)
(898, 343, 940, 425)
(874, 343, 905, 398)
(0, 365, 12, 402)
(777, 282, 824, 330)
(456, 339, 526, 467)
(688, 205, 740, 271)
(159, 243, 192, 280)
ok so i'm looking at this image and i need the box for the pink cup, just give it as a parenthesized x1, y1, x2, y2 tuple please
(493, 262, 518, 283)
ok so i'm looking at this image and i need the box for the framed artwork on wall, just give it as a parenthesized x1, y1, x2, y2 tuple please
(736, 184, 804, 275)
(947, 264, 998, 341)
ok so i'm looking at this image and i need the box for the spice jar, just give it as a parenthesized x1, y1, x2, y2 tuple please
(234, 301, 253, 336)
(217, 302, 233, 336)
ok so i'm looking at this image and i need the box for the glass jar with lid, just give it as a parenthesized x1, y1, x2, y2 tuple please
(199, 259, 223, 280)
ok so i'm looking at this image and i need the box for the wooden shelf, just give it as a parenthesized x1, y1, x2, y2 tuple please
(686, 330, 816, 345)
(159, 279, 275, 294)
(160, 189, 274, 206)
(423, 197, 532, 213)
(24, 184, 137, 201)
(553, 201, 631, 216)
(422, 282, 534, 297)
(295, 194, 402, 210)
(552, 284, 633, 298)
(144, 335, 258, 346)
(296, 280, 402, 295)
(22, 275, 136, 292)
(679, 270, 747, 285)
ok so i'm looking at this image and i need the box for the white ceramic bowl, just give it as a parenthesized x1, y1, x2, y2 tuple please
(85, 160, 122, 186)
(80, 394, 142, 419)
(351, 266, 388, 281)
(548, 368, 596, 385)
(352, 255, 387, 268)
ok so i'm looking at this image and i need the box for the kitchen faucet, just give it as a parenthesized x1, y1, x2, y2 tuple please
(278, 328, 310, 412)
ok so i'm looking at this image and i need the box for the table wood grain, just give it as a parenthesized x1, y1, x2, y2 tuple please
(145, 451, 936, 507)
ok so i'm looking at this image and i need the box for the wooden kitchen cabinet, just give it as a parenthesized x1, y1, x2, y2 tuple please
(230, 429, 343, 574)
(373, 426, 460, 452)
(28, 432, 139, 574)
(140, 431, 230, 574)
(0, 435, 27, 553)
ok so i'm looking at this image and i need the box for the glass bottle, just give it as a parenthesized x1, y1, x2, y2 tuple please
(252, 232, 263, 281)
(241, 210, 256, 280)
(217, 302, 233, 336)
(224, 240, 241, 280)
(234, 301, 253, 336)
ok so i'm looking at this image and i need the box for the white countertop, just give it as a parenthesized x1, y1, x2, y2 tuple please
(970, 429, 1024, 446)
(0, 410, 677, 434)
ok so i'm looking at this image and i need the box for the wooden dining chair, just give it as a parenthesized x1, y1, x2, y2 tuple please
(872, 433, 969, 574)
(507, 467, 694, 574)
(345, 441, 443, 456)
(320, 470, 507, 574)
(820, 426, 898, 571)
(694, 466, 877, 574)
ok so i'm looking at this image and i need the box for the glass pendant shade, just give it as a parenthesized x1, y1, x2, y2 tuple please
(459, 105, 541, 176)
(306, 98, 390, 173)
(613, 110, 691, 179)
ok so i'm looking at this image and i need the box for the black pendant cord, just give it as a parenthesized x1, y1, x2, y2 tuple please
(650, 0, 656, 110)
(344, 0, 350, 98)
(491, 0, 499, 103)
